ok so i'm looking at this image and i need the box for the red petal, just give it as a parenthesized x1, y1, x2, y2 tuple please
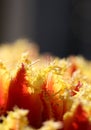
(42, 73, 63, 121)
(6, 64, 43, 128)
(0, 66, 10, 115)
(64, 104, 90, 130)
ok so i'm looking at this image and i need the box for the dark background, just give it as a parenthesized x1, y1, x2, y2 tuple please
(0, 0, 91, 59)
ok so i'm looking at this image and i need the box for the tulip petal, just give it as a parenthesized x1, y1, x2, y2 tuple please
(0, 63, 10, 115)
(64, 104, 90, 130)
(6, 64, 43, 128)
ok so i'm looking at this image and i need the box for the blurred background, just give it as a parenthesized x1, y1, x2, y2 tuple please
(0, 0, 91, 59)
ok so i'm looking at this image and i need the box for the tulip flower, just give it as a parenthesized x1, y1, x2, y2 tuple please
(0, 40, 91, 130)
